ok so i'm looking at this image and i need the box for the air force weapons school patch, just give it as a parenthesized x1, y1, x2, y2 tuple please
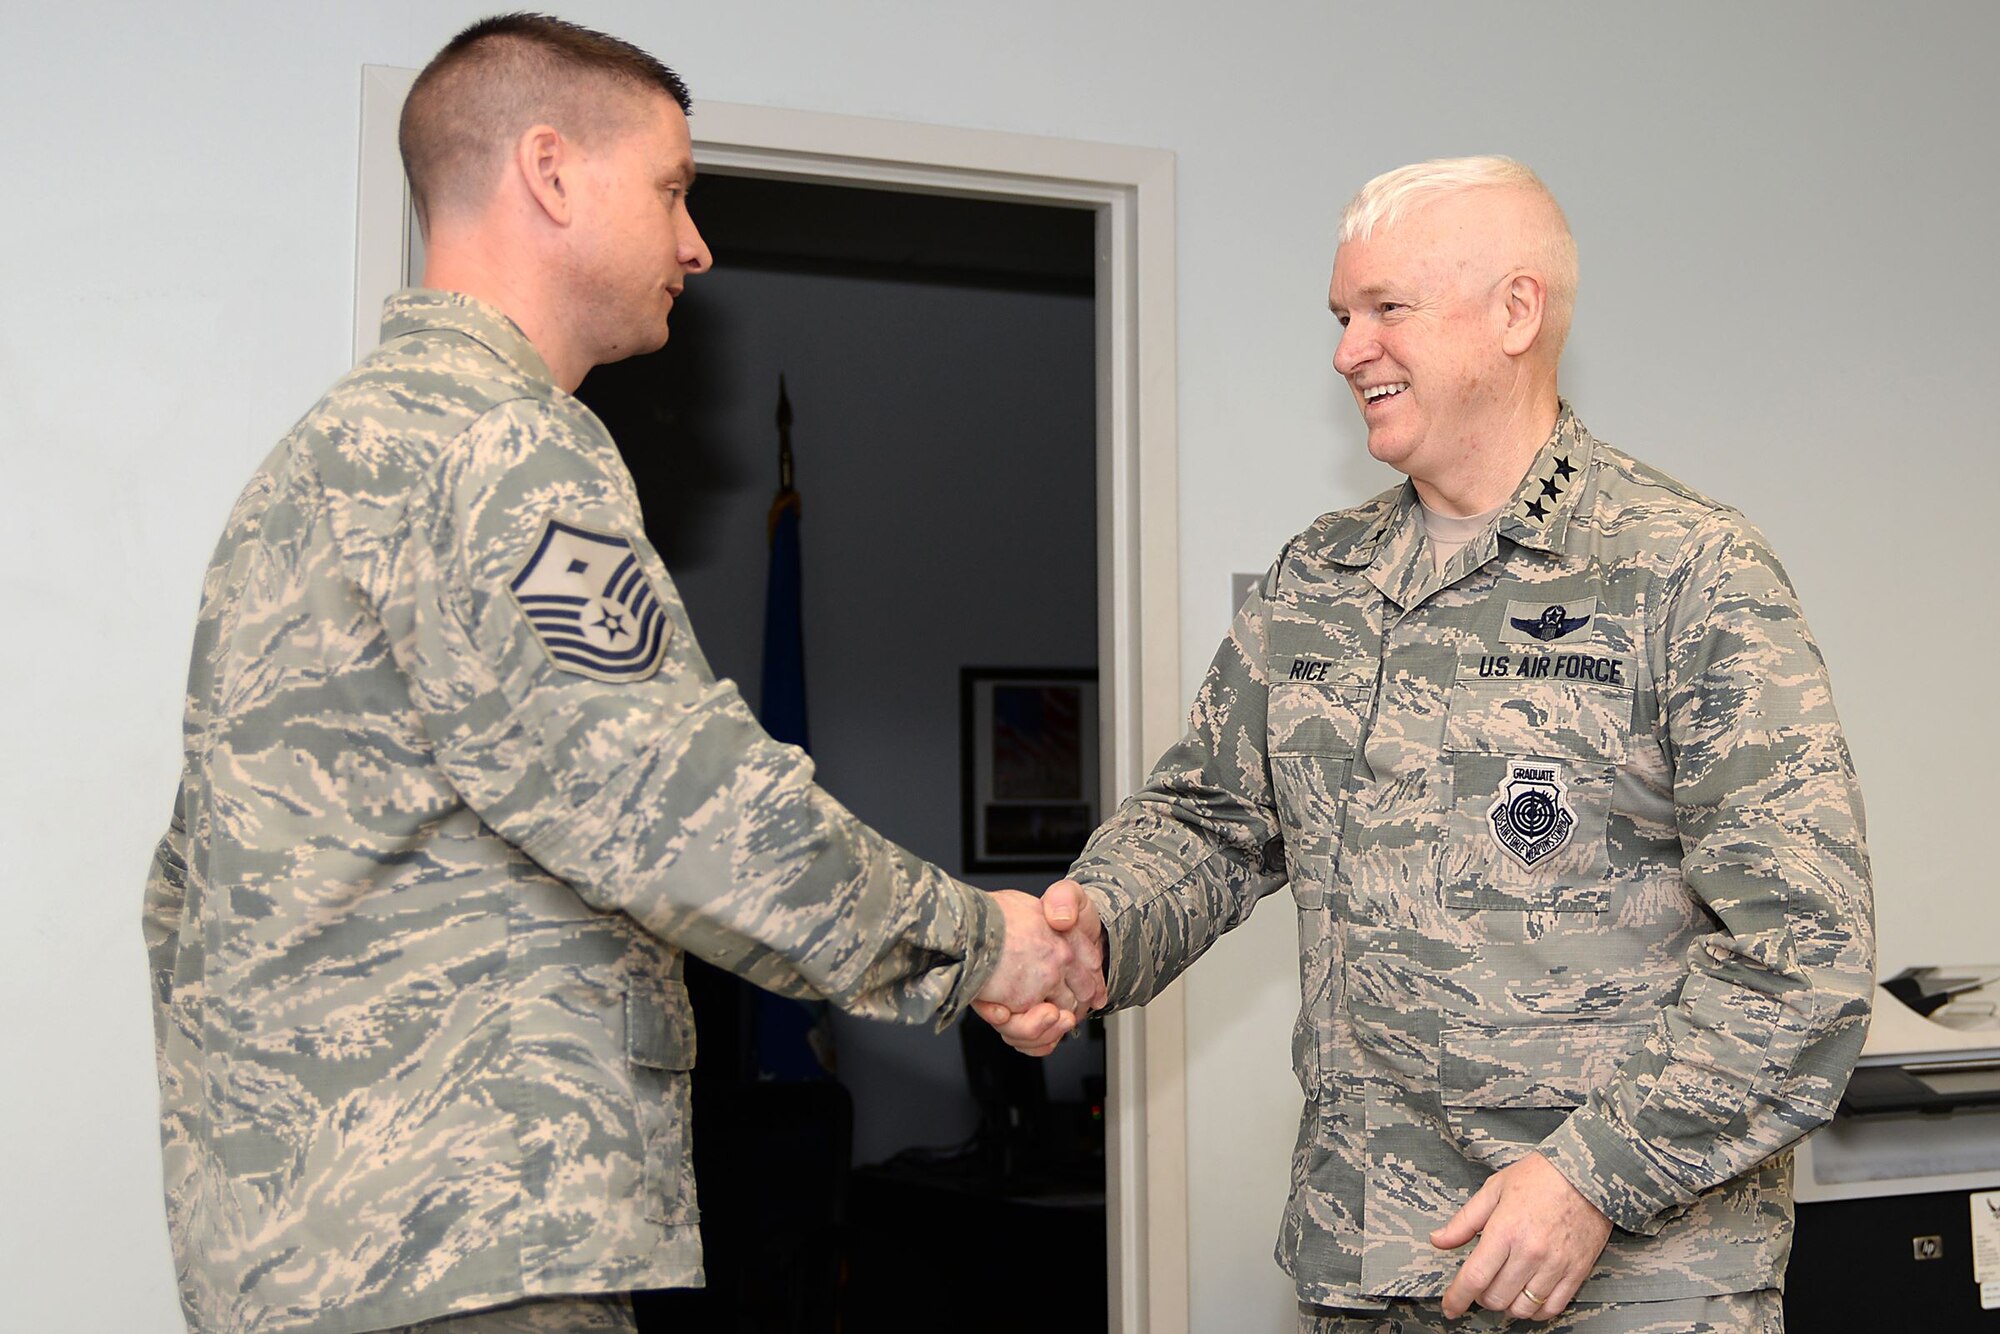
(507, 518, 672, 682)
(1488, 761, 1576, 867)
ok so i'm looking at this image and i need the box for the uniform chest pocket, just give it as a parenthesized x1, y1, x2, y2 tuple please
(1441, 654, 1634, 912)
(1267, 675, 1369, 880)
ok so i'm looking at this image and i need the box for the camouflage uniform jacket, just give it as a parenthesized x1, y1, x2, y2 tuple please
(1070, 408, 1873, 1307)
(142, 290, 1004, 1333)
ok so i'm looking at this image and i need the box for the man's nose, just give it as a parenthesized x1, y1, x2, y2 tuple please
(679, 211, 712, 274)
(1333, 320, 1372, 376)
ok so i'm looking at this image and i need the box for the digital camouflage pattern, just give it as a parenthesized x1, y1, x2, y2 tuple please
(1070, 408, 1873, 1309)
(1300, 1286, 1781, 1333)
(143, 291, 1004, 1333)
(386, 1293, 635, 1334)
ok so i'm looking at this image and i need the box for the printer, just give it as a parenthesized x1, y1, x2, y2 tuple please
(1787, 967, 2000, 1329)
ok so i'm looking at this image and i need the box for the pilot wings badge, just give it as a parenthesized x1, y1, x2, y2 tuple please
(1500, 593, 1599, 646)
(1509, 603, 1592, 643)
(507, 519, 673, 683)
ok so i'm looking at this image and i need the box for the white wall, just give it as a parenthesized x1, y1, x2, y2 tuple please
(3, 3, 1995, 1330)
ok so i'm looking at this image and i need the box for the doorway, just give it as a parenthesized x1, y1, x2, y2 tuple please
(594, 173, 1100, 1332)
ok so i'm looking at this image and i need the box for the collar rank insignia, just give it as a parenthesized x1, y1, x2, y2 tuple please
(508, 518, 672, 683)
(1489, 762, 1576, 868)
(1510, 603, 1592, 643)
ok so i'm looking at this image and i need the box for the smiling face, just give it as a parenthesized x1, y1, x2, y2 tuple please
(1328, 192, 1518, 485)
(566, 91, 712, 364)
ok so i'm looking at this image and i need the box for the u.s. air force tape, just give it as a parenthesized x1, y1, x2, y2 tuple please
(507, 518, 672, 683)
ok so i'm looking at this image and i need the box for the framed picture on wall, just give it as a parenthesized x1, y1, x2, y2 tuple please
(960, 667, 1100, 874)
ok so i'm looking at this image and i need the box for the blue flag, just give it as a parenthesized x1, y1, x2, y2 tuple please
(760, 488, 809, 752)
(756, 379, 829, 1079)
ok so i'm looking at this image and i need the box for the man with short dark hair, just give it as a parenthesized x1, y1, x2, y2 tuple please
(143, 15, 1102, 1331)
(986, 157, 1873, 1332)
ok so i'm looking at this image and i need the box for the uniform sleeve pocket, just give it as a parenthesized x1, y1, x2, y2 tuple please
(627, 976, 697, 1072)
(1649, 968, 1804, 1113)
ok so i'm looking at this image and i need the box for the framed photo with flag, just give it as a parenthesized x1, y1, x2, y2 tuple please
(960, 667, 1100, 874)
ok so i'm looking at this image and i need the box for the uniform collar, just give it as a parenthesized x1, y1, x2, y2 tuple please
(378, 288, 556, 387)
(1317, 403, 1598, 608)
(1496, 403, 1594, 555)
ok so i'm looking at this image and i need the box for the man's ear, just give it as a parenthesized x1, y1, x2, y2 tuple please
(1499, 270, 1546, 357)
(516, 125, 572, 226)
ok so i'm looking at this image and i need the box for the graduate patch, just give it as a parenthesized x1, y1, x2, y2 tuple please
(1488, 762, 1576, 868)
(507, 519, 671, 682)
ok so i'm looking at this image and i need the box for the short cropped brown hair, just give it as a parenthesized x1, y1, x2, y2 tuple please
(399, 12, 692, 233)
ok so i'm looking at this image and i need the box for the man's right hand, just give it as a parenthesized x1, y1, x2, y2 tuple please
(973, 880, 1105, 1056)
(974, 888, 1086, 1025)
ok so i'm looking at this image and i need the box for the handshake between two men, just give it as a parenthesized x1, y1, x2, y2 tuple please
(973, 882, 1104, 1058)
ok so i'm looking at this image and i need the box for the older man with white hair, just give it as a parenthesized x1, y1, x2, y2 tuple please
(984, 157, 1873, 1331)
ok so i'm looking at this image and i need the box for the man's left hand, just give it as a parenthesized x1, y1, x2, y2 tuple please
(1431, 1151, 1612, 1322)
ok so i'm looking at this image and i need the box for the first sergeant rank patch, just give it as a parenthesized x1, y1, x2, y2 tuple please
(1488, 761, 1576, 867)
(507, 518, 672, 683)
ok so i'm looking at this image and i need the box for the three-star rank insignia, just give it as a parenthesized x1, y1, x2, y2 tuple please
(1488, 761, 1576, 868)
(1515, 452, 1578, 527)
(508, 519, 672, 682)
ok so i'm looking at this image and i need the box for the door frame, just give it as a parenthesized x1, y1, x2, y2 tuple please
(355, 72, 1190, 1334)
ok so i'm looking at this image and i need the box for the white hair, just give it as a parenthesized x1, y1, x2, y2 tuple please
(1339, 155, 1579, 343)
